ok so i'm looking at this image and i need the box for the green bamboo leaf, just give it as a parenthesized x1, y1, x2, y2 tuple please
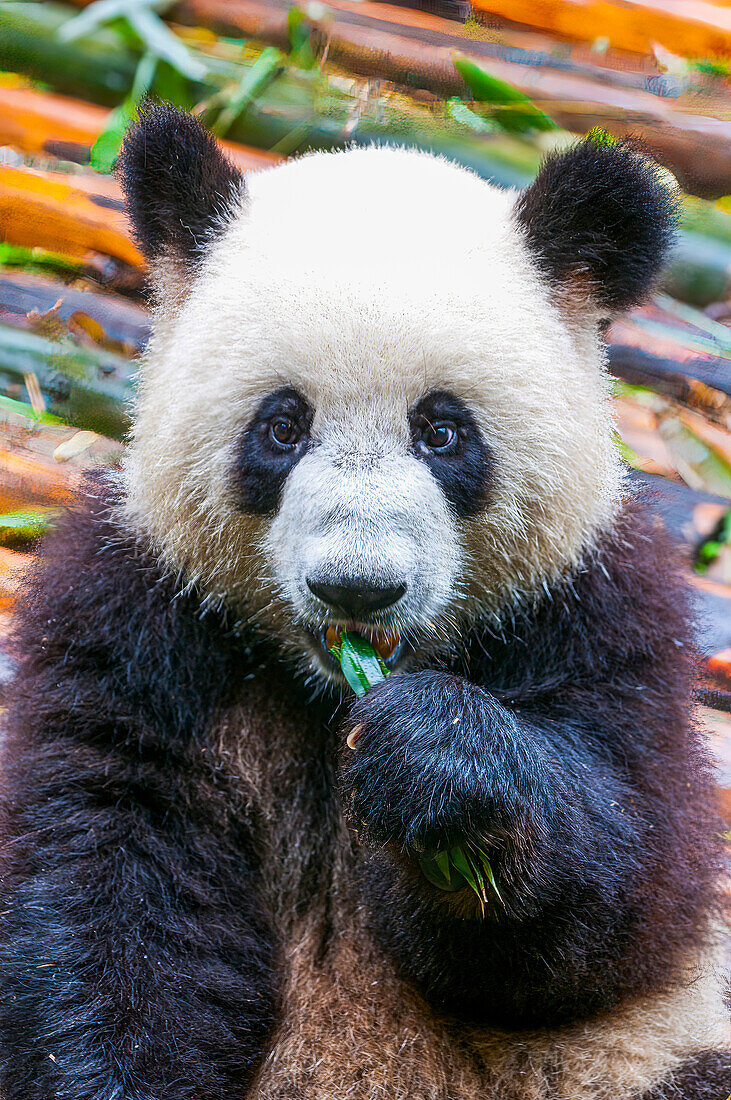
(466, 847, 487, 898)
(454, 52, 532, 106)
(0, 394, 63, 426)
(452, 52, 557, 134)
(339, 644, 371, 697)
(57, 0, 173, 43)
(476, 849, 502, 904)
(448, 844, 485, 904)
(211, 46, 285, 137)
(340, 632, 388, 689)
(126, 5, 207, 80)
(434, 848, 452, 881)
(419, 850, 464, 892)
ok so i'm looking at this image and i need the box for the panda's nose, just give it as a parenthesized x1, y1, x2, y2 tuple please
(307, 577, 407, 617)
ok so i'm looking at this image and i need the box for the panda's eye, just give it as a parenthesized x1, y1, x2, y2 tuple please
(269, 417, 300, 450)
(408, 390, 494, 518)
(419, 420, 457, 453)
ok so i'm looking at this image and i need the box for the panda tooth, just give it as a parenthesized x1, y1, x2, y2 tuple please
(372, 630, 400, 661)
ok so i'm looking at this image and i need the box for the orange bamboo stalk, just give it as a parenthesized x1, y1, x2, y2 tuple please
(0, 546, 28, 612)
(708, 647, 731, 680)
(471, 0, 731, 60)
(0, 164, 144, 269)
(0, 448, 73, 506)
(0, 84, 282, 173)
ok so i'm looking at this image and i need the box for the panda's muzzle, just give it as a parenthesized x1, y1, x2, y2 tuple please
(306, 577, 407, 618)
(306, 577, 406, 665)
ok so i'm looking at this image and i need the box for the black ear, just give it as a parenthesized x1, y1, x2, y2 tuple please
(116, 103, 244, 266)
(514, 136, 678, 315)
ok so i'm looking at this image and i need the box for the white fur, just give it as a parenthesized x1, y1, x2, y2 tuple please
(124, 145, 622, 663)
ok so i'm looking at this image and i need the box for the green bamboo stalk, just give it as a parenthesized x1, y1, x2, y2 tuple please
(0, 323, 132, 439)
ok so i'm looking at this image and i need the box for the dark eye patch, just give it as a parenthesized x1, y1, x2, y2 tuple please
(409, 390, 494, 518)
(231, 387, 312, 514)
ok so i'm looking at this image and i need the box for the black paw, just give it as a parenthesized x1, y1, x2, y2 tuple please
(338, 670, 534, 853)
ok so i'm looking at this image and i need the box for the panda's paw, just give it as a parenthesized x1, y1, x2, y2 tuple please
(338, 670, 523, 853)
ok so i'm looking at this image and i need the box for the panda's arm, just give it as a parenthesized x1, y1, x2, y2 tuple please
(339, 665, 648, 916)
(337, 508, 720, 1025)
(0, 485, 278, 1100)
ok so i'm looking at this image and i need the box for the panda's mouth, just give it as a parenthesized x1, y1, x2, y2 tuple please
(316, 623, 404, 669)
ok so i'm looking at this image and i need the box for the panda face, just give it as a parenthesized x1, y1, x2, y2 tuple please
(257, 384, 466, 677)
(122, 142, 635, 684)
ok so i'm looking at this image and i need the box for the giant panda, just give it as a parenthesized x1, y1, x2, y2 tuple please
(0, 104, 729, 1100)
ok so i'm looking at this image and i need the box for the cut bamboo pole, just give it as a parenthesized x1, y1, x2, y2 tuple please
(0, 83, 282, 171)
(471, 0, 731, 60)
(0, 164, 143, 270)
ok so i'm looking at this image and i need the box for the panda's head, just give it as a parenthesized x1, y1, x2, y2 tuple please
(118, 106, 676, 684)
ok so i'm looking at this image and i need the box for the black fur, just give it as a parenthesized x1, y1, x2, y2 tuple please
(639, 1050, 731, 1098)
(514, 135, 678, 314)
(0, 481, 727, 1094)
(0, 478, 279, 1100)
(409, 390, 495, 518)
(339, 500, 723, 1028)
(231, 387, 313, 514)
(116, 103, 244, 265)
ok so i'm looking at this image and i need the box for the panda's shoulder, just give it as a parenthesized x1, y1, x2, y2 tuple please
(9, 474, 263, 734)
(467, 494, 695, 697)
(570, 490, 693, 645)
(15, 472, 210, 659)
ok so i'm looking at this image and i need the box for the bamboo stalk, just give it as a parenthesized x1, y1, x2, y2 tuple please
(608, 345, 731, 400)
(0, 448, 71, 508)
(0, 322, 132, 439)
(0, 83, 282, 171)
(0, 164, 143, 270)
(0, 270, 150, 355)
(471, 0, 731, 60)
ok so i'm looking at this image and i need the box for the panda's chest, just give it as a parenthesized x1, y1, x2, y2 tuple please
(213, 689, 349, 923)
